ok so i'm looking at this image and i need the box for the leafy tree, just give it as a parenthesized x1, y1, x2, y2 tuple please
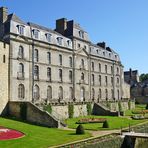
(140, 73, 148, 82)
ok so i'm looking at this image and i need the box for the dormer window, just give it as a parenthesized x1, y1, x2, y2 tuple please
(33, 29, 39, 39)
(57, 37, 63, 45)
(17, 25, 24, 35)
(46, 33, 52, 42)
(79, 30, 84, 38)
(67, 40, 71, 47)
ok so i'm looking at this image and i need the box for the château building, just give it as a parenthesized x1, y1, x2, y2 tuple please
(0, 7, 127, 107)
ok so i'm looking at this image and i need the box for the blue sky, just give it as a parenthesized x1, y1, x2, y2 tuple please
(1, 0, 148, 74)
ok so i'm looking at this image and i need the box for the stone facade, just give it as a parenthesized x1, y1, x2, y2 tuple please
(0, 41, 9, 115)
(0, 7, 129, 110)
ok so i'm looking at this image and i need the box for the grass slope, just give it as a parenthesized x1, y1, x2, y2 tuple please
(0, 117, 90, 148)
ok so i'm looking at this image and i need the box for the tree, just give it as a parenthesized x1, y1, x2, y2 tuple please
(140, 73, 148, 82)
(76, 125, 85, 134)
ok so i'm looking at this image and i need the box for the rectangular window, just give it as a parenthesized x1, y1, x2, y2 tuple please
(69, 70, 72, 83)
(59, 69, 62, 82)
(105, 76, 108, 86)
(33, 29, 39, 39)
(47, 52, 51, 64)
(47, 67, 51, 81)
(111, 77, 113, 86)
(17, 25, 24, 35)
(99, 75, 101, 86)
(57, 37, 63, 45)
(46, 33, 52, 42)
(105, 65, 107, 73)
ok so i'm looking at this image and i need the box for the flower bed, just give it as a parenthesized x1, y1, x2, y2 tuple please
(0, 126, 24, 140)
(76, 118, 107, 124)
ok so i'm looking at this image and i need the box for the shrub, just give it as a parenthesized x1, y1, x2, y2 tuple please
(68, 104, 74, 118)
(43, 104, 52, 114)
(118, 101, 122, 112)
(128, 100, 131, 110)
(86, 103, 92, 115)
(146, 104, 148, 110)
(102, 120, 109, 128)
(76, 124, 85, 135)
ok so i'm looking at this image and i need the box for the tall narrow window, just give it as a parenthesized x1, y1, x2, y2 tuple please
(81, 72, 84, 80)
(59, 69, 62, 82)
(91, 62, 94, 71)
(34, 65, 39, 80)
(47, 86, 52, 100)
(18, 84, 25, 99)
(3, 55, 5, 63)
(34, 49, 38, 62)
(18, 63, 24, 79)
(34, 85, 40, 100)
(117, 77, 119, 85)
(105, 65, 107, 73)
(69, 70, 72, 83)
(67, 40, 71, 47)
(80, 87, 85, 101)
(117, 67, 119, 75)
(111, 66, 113, 74)
(99, 63, 101, 72)
(59, 54, 62, 65)
(105, 89, 108, 100)
(99, 75, 101, 86)
(99, 89, 102, 99)
(18, 46, 24, 59)
(79, 31, 84, 38)
(92, 88, 95, 100)
(47, 52, 51, 64)
(47, 67, 51, 81)
(81, 59, 84, 69)
(117, 89, 120, 100)
(69, 57, 72, 67)
(105, 76, 108, 86)
(92, 74, 95, 85)
(58, 86, 63, 100)
(111, 77, 113, 86)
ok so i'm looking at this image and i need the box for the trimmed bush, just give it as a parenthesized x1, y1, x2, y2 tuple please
(146, 104, 148, 110)
(86, 103, 92, 115)
(102, 120, 109, 128)
(68, 104, 74, 118)
(76, 124, 85, 135)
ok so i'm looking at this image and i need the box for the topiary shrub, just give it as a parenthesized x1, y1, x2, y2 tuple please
(76, 124, 85, 135)
(146, 104, 148, 110)
(102, 120, 109, 128)
(68, 104, 74, 118)
(86, 103, 92, 115)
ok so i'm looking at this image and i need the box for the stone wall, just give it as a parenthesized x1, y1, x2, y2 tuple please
(51, 103, 90, 119)
(0, 42, 9, 115)
(8, 101, 61, 128)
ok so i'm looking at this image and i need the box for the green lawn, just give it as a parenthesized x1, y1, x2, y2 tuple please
(66, 115, 147, 131)
(0, 117, 90, 148)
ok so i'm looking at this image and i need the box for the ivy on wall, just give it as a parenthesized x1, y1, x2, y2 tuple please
(68, 104, 74, 118)
(86, 103, 92, 115)
(43, 104, 52, 114)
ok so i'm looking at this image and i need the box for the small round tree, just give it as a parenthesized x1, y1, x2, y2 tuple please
(102, 120, 109, 128)
(76, 124, 85, 135)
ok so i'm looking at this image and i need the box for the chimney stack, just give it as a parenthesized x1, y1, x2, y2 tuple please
(97, 42, 106, 49)
(56, 18, 67, 35)
(0, 7, 8, 23)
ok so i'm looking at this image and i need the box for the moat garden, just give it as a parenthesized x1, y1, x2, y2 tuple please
(0, 104, 148, 148)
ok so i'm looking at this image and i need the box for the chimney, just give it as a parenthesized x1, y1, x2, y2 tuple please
(56, 18, 67, 35)
(129, 68, 132, 78)
(0, 7, 8, 23)
(97, 42, 106, 49)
